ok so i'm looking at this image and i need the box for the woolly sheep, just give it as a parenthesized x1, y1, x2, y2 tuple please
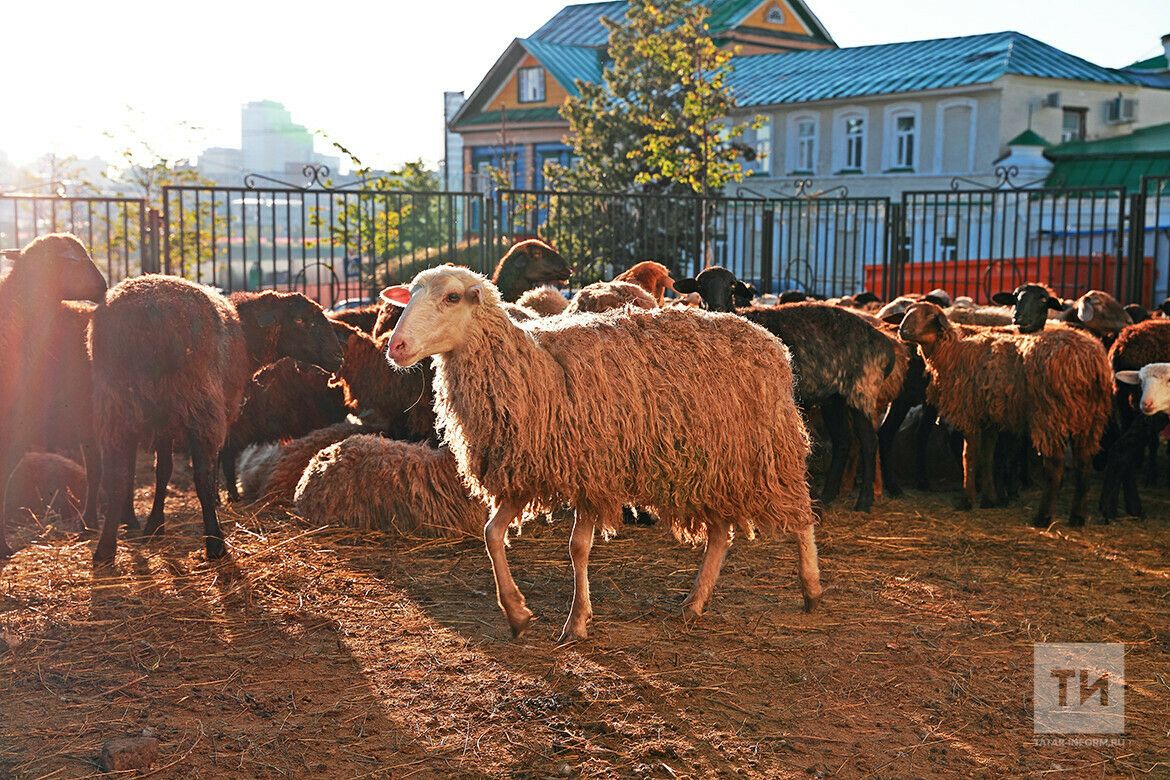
(491, 239, 572, 302)
(614, 261, 674, 306)
(236, 442, 283, 502)
(0, 234, 107, 557)
(516, 285, 570, 317)
(3, 452, 87, 529)
(89, 277, 344, 562)
(381, 266, 821, 643)
(1116, 364, 1170, 416)
(330, 325, 436, 442)
(256, 421, 367, 504)
(565, 279, 657, 314)
(294, 436, 486, 538)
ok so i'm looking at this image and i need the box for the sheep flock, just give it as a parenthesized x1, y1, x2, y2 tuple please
(3, 233, 1170, 642)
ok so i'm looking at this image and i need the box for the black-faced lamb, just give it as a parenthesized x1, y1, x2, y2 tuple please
(89, 277, 344, 562)
(381, 266, 821, 643)
(491, 239, 572, 302)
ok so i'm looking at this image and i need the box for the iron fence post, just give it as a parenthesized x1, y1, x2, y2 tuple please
(760, 204, 775, 295)
(144, 207, 161, 274)
(1126, 191, 1146, 305)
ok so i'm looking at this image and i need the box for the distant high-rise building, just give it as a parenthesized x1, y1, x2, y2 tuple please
(197, 100, 338, 183)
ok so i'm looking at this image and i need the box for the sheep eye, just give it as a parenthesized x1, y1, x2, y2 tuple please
(446, 292, 461, 304)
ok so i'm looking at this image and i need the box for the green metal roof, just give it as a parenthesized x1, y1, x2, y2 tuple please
(1007, 129, 1052, 147)
(520, 38, 605, 96)
(529, 0, 834, 47)
(726, 31, 1134, 106)
(1125, 53, 1168, 71)
(1045, 122, 1170, 190)
(459, 107, 566, 126)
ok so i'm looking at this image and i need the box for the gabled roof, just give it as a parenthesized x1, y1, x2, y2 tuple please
(1007, 129, 1052, 147)
(726, 31, 1134, 106)
(529, 0, 834, 47)
(521, 38, 606, 94)
(1125, 53, 1168, 72)
(1045, 123, 1170, 191)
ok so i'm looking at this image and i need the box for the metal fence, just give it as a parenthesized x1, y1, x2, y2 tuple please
(0, 194, 154, 284)
(3, 169, 1168, 308)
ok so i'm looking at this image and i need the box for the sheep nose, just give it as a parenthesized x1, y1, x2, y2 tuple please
(388, 335, 411, 362)
(1141, 400, 1155, 415)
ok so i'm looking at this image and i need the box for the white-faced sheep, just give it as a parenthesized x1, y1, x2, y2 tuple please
(294, 436, 486, 538)
(89, 276, 344, 562)
(0, 233, 107, 557)
(516, 285, 570, 317)
(381, 266, 821, 643)
(899, 302, 1112, 526)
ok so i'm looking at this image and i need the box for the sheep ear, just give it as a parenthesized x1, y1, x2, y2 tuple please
(1077, 297, 1095, 322)
(466, 284, 484, 305)
(1047, 297, 1064, 311)
(1115, 370, 1141, 385)
(990, 292, 1015, 306)
(1, 249, 21, 260)
(854, 290, 879, 306)
(380, 285, 411, 308)
(674, 278, 698, 294)
(882, 312, 905, 325)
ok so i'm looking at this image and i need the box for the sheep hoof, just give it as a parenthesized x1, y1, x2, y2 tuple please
(204, 538, 227, 560)
(142, 518, 165, 538)
(506, 607, 535, 638)
(681, 604, 703, 626)
(557, 625, 589, 644)
(122, 515, 140, 530)
(0, 541, 13, 559)
(93, 547, 116, 566)
(802, 593, 821, 613)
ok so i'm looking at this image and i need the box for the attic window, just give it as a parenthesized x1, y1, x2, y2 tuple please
(518, 67, 546, 103)
(764, 3, 785, 24)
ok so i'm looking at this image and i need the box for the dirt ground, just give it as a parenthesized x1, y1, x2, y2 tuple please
(1, 457, 1168, 779)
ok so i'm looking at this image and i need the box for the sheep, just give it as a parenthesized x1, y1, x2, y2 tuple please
(899, 303, 1111, 526)
(1124, 304, 1151, 324)
(517, 285, 570, 317)
(501, 302, 541, 322)
(371, 302, 403, 339)
(327, 303, 382, 333)
(3, 452, 87, 529)
(330, 326, 436, 442)
(674, 266, 901, 511)
(236, 442, 283, 502)
(220, 357, 349, 501)
(0, 233, 107, 557)
(944, 303, 1015, 327)
(257, 422, 367, 504)
(381, 266, 821, 642)
(1099, 319, 1170, 520)
(1116, 363, 1170, 415)
(491, 239, 572, 302)
(1058, 290, 1131, 344)
(294, 436, 486, 538)
(614, 261, 674, 306)
(89, 277, 344, 562)
(565, 279, 657, 314)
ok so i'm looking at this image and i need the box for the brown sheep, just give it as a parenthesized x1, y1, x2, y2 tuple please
(899, 303, 1110, 526)
(89, 277, 344, 562)
(257, 422, 367, 504)
(614, 261, 675, 306)
(330, 326, 436, 442)
(3, 452, 87, 529)
(565, 280, 657, 314)
(382, 266, 820, 643)
(0, 234, 107, 557)
(221, 357, 349, 501)
(294, 436, 486, 538)
(327, 303, 382, 333)
(491, 239, 572, 302)
(516, 285, 569, 317)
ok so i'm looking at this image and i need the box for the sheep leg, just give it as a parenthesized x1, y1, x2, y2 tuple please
(682, 520, 732, 622)
(1032, 455, 1064, 529)
(559, 513, 597, 643)
(1067, 444, 1092, 527)
(1100, 415, 1144, 522)
(914, 404, 939, 490)
(819, 396, 850, 504)
(878, 397, 911, 498)
(94, 434, 136, 564)
(120, 446, 140, 530)
(956, 434, 979, 511)
(221, 449, 241, 503)
(80, 443, 102, 532)
(143, 437, 173, 538)
(0, 449, 20, 558)
(189, 436, 226, 560)
(795, 524, 822, 613)
(978, 428, 1000, 509)
(849, 407, 878, 512)
(484, 499, 532, 637)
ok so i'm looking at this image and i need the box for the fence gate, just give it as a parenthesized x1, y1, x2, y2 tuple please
(1134, 176, 1170, 307)
(0, 194, 153, 284)
(896, 167, 1131, 303)
(162, 166, 488, 307)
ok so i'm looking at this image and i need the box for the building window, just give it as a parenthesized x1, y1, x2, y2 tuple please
(518, 67, 545, 104)
(1061, 108, 1086, 143)
(838, 113, 866, 172)
(936, 100, 976, 174)
(743, 117, 772, 174)
(795, 119, 816, 172)
(893, 115, 916, 169)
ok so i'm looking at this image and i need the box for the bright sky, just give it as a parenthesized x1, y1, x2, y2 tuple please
(2, 0, 1167, 173)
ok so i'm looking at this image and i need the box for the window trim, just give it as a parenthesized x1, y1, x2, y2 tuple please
(933, 98, 978, 175)
(786, 112, 819, 175)
(517, 66, 546, 104)
(833, 107, 868, 174)
(882, 103, 921, 173)
(744, 115, 774, 175)
(1061, 107, 1087, 143)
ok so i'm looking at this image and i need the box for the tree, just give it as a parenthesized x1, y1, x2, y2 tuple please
(546, 0, 759, 196)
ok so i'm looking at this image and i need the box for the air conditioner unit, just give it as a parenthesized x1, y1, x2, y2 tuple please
(1042, 92, 1062, 109)
(1105, 96, 1138, 124)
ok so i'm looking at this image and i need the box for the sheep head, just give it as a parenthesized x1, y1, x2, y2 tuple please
(991, 283, 1063, 334)
(491, 239, 571, 301)
(1116, 364, 1170, 416)
(234, 291, 344, 372)
(898, 302, 953, 358)
(382, 266, 500, 368)
(674, 266, 754, 312)
(4, 233, 106, 303)
(1073, 290, 1131, 337)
